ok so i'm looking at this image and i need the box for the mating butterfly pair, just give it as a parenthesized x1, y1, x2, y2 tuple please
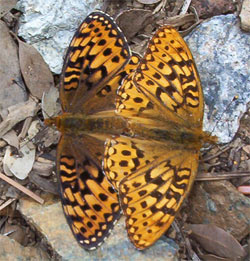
(45, 11, 216, 250)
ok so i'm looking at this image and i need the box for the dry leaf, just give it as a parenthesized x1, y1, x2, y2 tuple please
(42, 86, 60, 119)
(3, 147, 14, 177)
(0, 0, 17, 18)
(2, 130, 19, 149)
(16, 37, 54, 99)
(3, 142, 36, 180)
(32, 160, 54, 177)
(27, 120, 40, 140)
(0, 21, 27, 110)
(0, 99, 38, 138)
(242, 145, 250, 154)
(29, 172, 58, 195)
(199, 253, 238, 261)
(116, 9, 153, 40)
(136, 0, 161, 4)
(186, 224, 246, 259)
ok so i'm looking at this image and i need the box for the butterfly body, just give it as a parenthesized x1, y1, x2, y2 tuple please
(47, 112, 127, 138)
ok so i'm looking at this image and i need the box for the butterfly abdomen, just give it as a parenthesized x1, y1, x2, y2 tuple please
(127, 122, 204, 148)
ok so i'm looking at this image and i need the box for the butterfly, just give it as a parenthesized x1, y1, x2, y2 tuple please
(103, 26, 217, 249)
(45, 11, 140, 250)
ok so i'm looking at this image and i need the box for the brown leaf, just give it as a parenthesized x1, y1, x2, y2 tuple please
(29, 172, 58, 195)
(16, 36, 54, 99)
(42, 85, 60, 119)
(0, 99, 38, 138)
(136, 0, 161, 4)
(199, 253, 237, 261)
(116, 9, 153, 40)
(0, 21, 27, 109)
(2, 130, 19, 149)
(0, 0, 17, 18)
(186, 224, 246, 259)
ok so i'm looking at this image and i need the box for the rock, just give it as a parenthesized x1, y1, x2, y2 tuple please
(187, 180, 250, 241)
(18, 195, 178, 260)
(16, 0, 103, 74)
(240, 0, 250, 31)
(185, 14, 250, 143)
(0, 234, 49, 260)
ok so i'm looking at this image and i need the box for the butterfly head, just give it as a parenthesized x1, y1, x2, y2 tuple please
(44, 116, 60, 129)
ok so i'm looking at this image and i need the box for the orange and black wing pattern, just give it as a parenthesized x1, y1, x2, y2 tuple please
(55, 12, 139, 250)
(104, 26, 211, 249)
(57, 135, 121, 249)
(59, 11, 131, 114)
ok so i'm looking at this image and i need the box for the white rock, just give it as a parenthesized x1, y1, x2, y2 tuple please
(17, 0, 103, 74)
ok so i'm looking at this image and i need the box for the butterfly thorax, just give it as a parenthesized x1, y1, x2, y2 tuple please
(45, 112, 127, 136)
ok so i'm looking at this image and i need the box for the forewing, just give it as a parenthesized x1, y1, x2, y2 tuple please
(117, 26, 203, 127)
(83, 53, 141, 115)
(116, 72, 167, 129)
(60, 11, 131, 113)
(57, 135, 121, 249)
(104, 136, 200, 249)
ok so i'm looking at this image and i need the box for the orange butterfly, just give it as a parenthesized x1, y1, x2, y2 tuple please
(45, 12, 140, 249)
(103, 26, 217, 249)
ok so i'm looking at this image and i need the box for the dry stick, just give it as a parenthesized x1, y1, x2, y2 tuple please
(18, 116, 33, 140)
(201, 145, 232, 162)
(196, 172, 250, 181)
(0, 172, 44, 204)
(0, 198, 15, 211)
(180, 0, 192, 15)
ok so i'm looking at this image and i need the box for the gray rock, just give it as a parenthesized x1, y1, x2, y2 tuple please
(185, 14, 250, 143)
(0, 234, 49, 260)
(188, 180, 250, 241)
(17, 0, 103, 74)
(18, 196, 178, 260)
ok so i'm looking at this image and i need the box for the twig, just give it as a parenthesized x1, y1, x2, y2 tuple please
(0, 198, 15, 211)
(196, 172, 250, 181)
(18, 117, 33, 140)
(0, 172, 44, 204)
(180, 0, 192, 15)
(201, 145, 232, 162)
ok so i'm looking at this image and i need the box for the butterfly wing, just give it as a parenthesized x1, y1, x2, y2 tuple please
(103, 26, 204, 249)
(60, 12, 131, 114)
(57, 54, 140, 249)
(56, 12, 141, 249)
(134, 26, 204, 127)
(104, 136, 199, 249)
(57, 134, 121, 249)
(84, 52, 141, 114)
